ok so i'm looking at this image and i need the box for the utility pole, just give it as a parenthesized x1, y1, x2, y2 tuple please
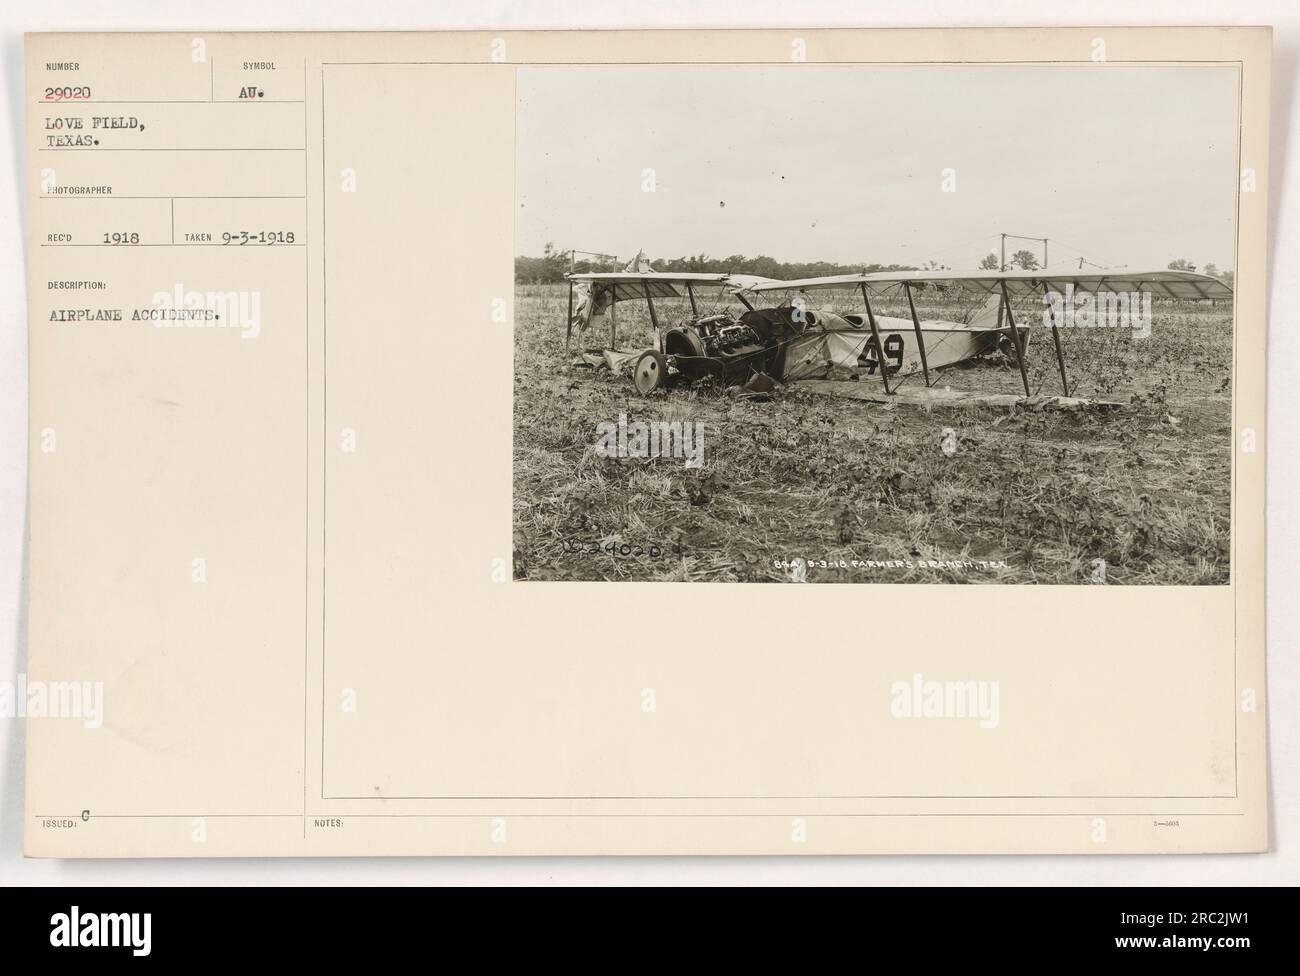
(1000, 232, 1049, 270)
(568, 249, 619, 272)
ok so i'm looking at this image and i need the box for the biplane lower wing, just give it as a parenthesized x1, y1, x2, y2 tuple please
(561, 266, 1231, 400)
(747, 268, 1232, 395)
(781, 319, 1002, 381)
(779, 295, 1008, 381)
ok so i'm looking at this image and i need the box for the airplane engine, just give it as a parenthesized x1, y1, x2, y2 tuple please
(663, 315, 768, 382)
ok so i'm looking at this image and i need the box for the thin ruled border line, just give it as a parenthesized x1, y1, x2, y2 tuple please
(34, 812, 1247, 821)
(309, 57, 1242, 810)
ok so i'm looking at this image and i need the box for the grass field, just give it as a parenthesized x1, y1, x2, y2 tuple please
(512, 282, 1233, 584)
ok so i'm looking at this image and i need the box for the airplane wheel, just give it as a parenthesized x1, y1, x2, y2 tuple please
(998, 329, 1030, 360)
(633, 350, 668, 394)
(998, 333, 1019, 360)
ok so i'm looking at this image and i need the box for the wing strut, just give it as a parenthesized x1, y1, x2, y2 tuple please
(998, 280, 1031, 397)
(1042, 284, 1070, 395)
(643, 280, 662, 352)
(608, 287, 617, 350)
(902, 281, 932, 387)
(860, 282, 893, 395)
(565, 280, 574, 354)
(686, 281, 699, 317)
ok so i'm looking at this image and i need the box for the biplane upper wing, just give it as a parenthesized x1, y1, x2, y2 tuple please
(747, 268, 1233, 300)
(566, 271, 780, 303)
(567, 271, 730, 303)
(563, 271, 781, 351)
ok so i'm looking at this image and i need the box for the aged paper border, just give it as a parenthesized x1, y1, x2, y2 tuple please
(24, 26, 1269, 856)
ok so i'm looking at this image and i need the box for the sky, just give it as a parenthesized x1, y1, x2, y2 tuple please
(516, 64, 1240, 272)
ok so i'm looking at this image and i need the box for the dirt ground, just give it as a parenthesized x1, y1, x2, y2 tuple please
(513, 282, 1234, 584)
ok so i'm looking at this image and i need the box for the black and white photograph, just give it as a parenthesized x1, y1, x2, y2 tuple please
(513, 64, 1239, 584)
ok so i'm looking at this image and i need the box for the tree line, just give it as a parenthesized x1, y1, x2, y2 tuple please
(517, 243, 1234, 289)
(979, 249, 1234, 288)
(515, 243, 919, 284)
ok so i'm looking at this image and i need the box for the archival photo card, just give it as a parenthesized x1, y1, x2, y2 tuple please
(22, 27, 1268, 857)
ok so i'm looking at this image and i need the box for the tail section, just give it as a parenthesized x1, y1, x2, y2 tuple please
(966, 291, 1004, 330)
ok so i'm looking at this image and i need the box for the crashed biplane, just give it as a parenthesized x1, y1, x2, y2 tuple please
(563, 266, 1232, 402)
